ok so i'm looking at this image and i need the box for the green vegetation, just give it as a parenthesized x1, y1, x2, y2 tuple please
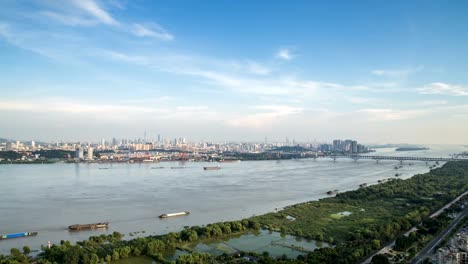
(0, 151, 22, 160)
(1, 161, 467, 264)
(32, 150, 75, 159)
(0, 150, 74, 164)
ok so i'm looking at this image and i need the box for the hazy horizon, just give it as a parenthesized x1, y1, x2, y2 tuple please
(1, 1, 467, 144)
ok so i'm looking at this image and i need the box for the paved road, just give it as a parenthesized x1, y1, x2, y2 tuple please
(411, 207, 467, 264)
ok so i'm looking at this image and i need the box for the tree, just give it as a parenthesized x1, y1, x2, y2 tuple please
(371, 239, 381, 249)
(111, 250, 120, 261)
(371, 254, 389, 264)
(22, 246, 31, 255)
(146, 240, 165, 256)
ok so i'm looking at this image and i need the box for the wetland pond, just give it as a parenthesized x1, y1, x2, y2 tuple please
(118, 230, 330, 263)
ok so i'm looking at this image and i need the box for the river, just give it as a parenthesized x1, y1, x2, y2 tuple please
(0, 145, 465, 254)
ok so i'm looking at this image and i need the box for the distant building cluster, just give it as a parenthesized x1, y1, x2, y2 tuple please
(437, 227, 468, 264)
(0, 135, 371, 162)
(3, 140, 36, 151)
(319, 139, 369, 153)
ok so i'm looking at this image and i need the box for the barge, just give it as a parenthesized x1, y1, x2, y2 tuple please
(1, 232, 38, 240)
(159, 211, 190, 218)
(68, 222, 109, 231)
(203, 166, 221, 170)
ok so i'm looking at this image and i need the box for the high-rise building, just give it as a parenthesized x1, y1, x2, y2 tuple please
(351, 141, 358, 153)
(87, 147, 94, 160)
(75, 147, 84, 160)
(333, 140, 342, 151)
(6, 142, 13, 151)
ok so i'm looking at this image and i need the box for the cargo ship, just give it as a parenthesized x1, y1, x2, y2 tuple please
(1, 232, 38, 240)
(159, 211, 190, 218)
(68, 222, 109, 231)
(203, 166, 221, 170)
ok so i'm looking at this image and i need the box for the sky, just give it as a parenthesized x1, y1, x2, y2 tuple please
(0, 0, 468, 144)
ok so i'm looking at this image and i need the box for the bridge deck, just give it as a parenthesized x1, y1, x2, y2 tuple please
(319, 155, 466, 162)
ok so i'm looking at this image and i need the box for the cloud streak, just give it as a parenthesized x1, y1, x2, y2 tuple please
(131, 23, 173, 40)
(417, 82, 468, 96)
(371, 66, 423, 77)
(71, 0, 118, 25)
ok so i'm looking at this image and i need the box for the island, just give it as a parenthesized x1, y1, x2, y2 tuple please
(395, 146, 429, 151)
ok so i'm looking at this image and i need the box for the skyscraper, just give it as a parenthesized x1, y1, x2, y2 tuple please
(351, 141, 358, 153)
(87, 147, 94, 160)
(75, 147, 84, 160)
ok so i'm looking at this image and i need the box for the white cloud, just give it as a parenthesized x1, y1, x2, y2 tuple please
(40, 11, 97, 26)
(419, 100, 448, 106)
(371, 66, 423, 77)
(357, 108, 428, 121)
(226, 105, 303, 128)
(417, 82, 468, 96)
(132, 23, 173, 41)
(276, 48, 293, 60)
(246, 62, 271, 75)
(71, 0, 118, 25)
(176, 106, 209, 111)
(0, 99, 224, 122)
(348, 97, 370, 104)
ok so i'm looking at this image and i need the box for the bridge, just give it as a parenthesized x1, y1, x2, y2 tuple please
(315, 154, 467, 164)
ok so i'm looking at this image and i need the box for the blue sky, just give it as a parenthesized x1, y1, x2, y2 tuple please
(0, 0, 467, 144)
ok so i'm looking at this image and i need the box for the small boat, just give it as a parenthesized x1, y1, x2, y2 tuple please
(151, 166, 164, 169)
(170, 166, 186, 169)
(203, 166, 221, 170)
(99, 168, 110, 170)
(326, 190, 338, 195)
(159, 211, 190, 218)
(0, 232, 38, 240)
(68, 222, 109, 231)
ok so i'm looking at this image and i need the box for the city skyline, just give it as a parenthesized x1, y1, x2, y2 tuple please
(1, 0, 468, 144)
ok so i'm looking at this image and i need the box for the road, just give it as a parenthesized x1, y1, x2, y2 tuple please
(361, 191, 467, 264)
(411, 207, 467, 264)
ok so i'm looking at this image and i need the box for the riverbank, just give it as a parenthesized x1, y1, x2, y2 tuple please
(1, 160, 467, 264)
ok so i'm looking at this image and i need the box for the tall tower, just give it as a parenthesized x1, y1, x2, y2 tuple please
(87, 147, 94, 160)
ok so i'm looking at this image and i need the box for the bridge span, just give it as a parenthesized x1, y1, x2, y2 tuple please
(316, 155, 467, 164)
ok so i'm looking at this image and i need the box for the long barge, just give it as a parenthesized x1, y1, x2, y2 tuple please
(159, 211, 190, 218)
(203, 166, 221, 170)
(68, 222, 109, 231)
(1, 232, 38, 240)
